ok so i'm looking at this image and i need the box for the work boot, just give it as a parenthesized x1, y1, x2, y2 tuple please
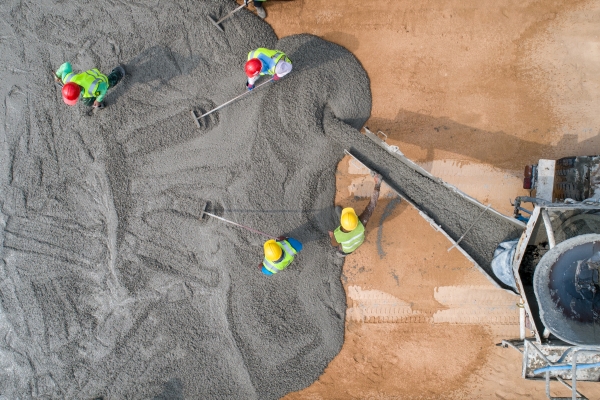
(255, 3, 266, 18)
(108, 65, 126, 88)
(335, 250, 347, 258)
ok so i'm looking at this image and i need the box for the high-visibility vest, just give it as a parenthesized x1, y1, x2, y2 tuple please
(333, 221, 365, 253)
(64, 69, 108, 98)
(247, 48, 291, 76)
(262, 240, 297, 274)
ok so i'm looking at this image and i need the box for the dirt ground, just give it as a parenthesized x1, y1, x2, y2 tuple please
(261, 0, 600, 398)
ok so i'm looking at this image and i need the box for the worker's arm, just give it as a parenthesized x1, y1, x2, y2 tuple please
(358, 174, 382, 226)
(55, 62, 73, 82)
(94, 82, 109, 103)
(328, 231, 340, 246)
(247, 75, 259, 86)
(273, 59, 292, 80)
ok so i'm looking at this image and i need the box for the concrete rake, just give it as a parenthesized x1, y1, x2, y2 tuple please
(190, 78, 273, 128)
(199, 203, 275, 239)
(209, 0, 253, 32)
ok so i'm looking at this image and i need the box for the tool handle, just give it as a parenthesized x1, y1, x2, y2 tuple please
(199, 78, 273, 119)
(215, 0, 253, 24)
(203, 210, 275, 239)
(447, 203, 492, 252)
(52, 71, 64, 87)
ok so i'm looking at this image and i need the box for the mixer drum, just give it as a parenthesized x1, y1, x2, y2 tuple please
(534, 234, 600, 345)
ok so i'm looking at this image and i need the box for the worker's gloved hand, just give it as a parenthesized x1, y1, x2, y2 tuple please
(272, 74, 280, 81)
(276, 236, 286, 241)
(93, 101, 105, 109)
(246, 82, 254, 91)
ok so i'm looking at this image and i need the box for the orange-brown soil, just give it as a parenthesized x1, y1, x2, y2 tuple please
(261, 0, 600, 398)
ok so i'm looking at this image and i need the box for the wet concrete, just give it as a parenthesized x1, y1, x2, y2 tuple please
(0, 1, 368, 398)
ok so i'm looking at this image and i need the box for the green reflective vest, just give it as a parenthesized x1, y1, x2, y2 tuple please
(64, 69, 108, 99)
(247, 48, 291, 76)
(333, 221, 365, 253)
(262, 240, 297, 274)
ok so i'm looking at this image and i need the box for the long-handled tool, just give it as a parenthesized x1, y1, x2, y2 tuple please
(51, 71, 63, 87)
(209, 0, 253, 32)
(201, 209, 275, 239)
(447, 203, 492, 252)
(190, 78, 273, 127)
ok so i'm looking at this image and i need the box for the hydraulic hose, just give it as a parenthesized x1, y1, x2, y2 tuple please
(533, 362, 600, 375)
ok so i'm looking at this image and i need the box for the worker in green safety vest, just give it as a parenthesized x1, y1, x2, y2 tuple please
(260, 237, 303, 275)
(244, 48, 292, 90)
(329, 173, 383, 257)
(54, 62, 125, 109)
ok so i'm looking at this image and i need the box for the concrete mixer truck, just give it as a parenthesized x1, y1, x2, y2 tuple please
(497, 156, 600, 399)
(349, 128, 600, 399)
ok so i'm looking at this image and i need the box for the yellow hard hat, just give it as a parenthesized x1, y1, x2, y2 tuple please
(264, 239, 283, 261)
(340, 207, 358, 231)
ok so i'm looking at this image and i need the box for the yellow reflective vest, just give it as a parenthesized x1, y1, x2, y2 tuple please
(333, 221, 365, 253)
(247, 48, 291, 76)
(64, 69, 109, 100)
(262, 240, 297, 274)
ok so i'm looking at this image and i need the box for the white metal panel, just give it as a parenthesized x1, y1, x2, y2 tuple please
(536, 159, 556, 201)
(512, 206, 542, 343)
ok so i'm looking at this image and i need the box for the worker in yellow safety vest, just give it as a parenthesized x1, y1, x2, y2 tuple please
(54, 62, 125, 109)
(260, 237, 303, 275)
(244, 48, 292, 90)
(329, 174, 382, 257)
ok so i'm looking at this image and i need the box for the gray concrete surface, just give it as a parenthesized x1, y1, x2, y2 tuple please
(0, 1, 370, 398)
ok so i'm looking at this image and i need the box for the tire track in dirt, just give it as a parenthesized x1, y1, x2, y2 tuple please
(347, 285, 520, 326)
(346, 285, 429, 323)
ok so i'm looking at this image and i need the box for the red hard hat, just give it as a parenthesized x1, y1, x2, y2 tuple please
(61, 82, 81, 106)
(245, 58, 262, 77)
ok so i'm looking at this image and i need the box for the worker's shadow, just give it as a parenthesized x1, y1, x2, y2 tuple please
(367, 109, 600, 173)
(107, 45, 204, 104)
(153, 378, 184, 400)
(288, 206, 341, 244)
(224, 206, 340, 245)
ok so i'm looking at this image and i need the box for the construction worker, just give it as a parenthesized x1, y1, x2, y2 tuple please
(245, 48, 292, 90)
(54, 62, 125, 109)
(254, 0, 267, 19)
(329, 174, 383, 257)
(260, 237, 303, 275)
